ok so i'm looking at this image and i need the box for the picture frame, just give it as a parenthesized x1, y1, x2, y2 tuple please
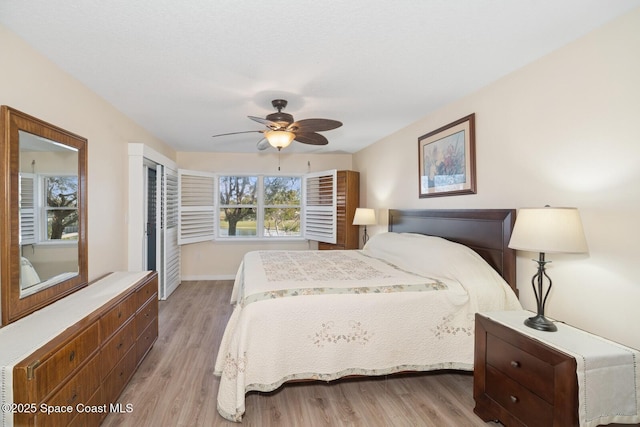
(418, 113, 476, 198)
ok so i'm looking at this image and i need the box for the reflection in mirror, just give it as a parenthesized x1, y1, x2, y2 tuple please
(1, 105, 88, 326)
(19, 130, 79, 297)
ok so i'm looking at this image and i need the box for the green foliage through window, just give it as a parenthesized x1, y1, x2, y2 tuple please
(218, 175, 301, 238)
(45, 176, 78, 240)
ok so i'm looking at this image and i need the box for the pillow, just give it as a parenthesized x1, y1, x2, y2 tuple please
(363, 232, 457, 275)
(363, 232, 521, 312)
(20, 256, 41, 288)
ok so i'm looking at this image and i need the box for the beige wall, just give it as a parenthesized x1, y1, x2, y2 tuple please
(177, 152, 353, 279)
(354, 9, 640, 349)
(1, 25, 176, 281)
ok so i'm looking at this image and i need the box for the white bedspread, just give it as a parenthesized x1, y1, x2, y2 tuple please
(214, 242, 521, 422)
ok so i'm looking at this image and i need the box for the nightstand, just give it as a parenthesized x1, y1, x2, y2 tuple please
(473, 311, 640, 427)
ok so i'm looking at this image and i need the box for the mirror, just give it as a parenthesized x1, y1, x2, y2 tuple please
(1, 106, 88, 325)
(19, 130, 80, 296)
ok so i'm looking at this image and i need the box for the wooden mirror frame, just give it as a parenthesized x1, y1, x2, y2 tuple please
(0, 106, 88, 325)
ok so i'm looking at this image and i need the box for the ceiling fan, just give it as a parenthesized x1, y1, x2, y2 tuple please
(211, 99, 343, 151)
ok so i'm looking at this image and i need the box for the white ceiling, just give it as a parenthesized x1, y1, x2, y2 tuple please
(2, 1, 639, 154)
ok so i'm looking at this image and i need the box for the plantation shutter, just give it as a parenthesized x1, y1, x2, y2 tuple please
(178, 169, 216, 245)
(303, 169, 337, 244)
(162, 167, 181, 297)
(19, 173, 36, 245)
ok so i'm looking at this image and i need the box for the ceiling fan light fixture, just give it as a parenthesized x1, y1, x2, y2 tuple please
(265, 130, 295, 150)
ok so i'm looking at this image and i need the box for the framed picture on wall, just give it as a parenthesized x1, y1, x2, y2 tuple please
(418, 113, 476, 198)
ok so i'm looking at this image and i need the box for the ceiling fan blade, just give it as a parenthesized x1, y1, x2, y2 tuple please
(287, 118, 342, 133)
(293, 132, 329, 146)
(248, 115, 284, 129)
(212, 130, 263, 138)
(256, 138, 270, 151)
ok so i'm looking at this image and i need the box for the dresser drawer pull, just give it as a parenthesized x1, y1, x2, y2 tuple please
(27, 360, 41, 380)
(68, 391, 78, 404)
(118, 311, 122, 319)
(116, 341, 124, 350)
(69, 350, 75, 362)
(510, 360, 520, 368)
(510, 395, 519, 403)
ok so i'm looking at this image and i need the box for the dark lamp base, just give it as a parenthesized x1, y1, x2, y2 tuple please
(524, 314, 557, 332)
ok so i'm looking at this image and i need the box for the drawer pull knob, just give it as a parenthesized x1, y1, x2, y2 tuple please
(117, 342, 124, 350)
(68, 392, 78, 404)
(510, 395, 518, 403)
(510, 360, 520, 368)
(69, 350, 75, 362)
(118, 311, 122, 318)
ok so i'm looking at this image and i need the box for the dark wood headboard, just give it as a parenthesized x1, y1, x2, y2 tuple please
(388, 209, 517, 295)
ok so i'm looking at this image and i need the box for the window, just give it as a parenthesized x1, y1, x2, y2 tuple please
(218, 176, 258, 237)
(263, 176, 301, 237)
(177, 169, 336, 244)
(218, 175, 302, 238)
(43, 175, 79, 241)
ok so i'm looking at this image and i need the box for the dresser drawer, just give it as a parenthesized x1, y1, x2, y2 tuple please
(101, 318, 136, 378)
(135, 297, 158, 337)
(101, 294, 138, 341)
(33, 322, 100, 401)
(35, 354, 101, 427)
(486, 333, 554, 402)
(486, 365, 553, 426)
(67, 387, 105, 427)
(102, 346, 137, 405)
(136, 277, 157, 307)
(136, 316, 158, 362)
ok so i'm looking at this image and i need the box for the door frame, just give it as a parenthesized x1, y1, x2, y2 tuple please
(127, 143, 177, 298)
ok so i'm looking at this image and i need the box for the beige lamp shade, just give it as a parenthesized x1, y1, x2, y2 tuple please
(508, 207, 588, 254)
(352, 208, 376, 226)
(265, 130, 295, 149)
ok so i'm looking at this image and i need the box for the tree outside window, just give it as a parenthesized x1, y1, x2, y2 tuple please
(219, 176, 258, 236)
(264, 176, 301, 237)
(218, 175, 302, 238)
(45, 176, 78, 240)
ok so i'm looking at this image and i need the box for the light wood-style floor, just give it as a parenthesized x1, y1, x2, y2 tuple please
(102, 280, 501, 427)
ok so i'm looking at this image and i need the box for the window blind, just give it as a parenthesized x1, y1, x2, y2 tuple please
(303, 169, 337, 244)
(19, 173, 36, 245)
(178, 169, 215, 245)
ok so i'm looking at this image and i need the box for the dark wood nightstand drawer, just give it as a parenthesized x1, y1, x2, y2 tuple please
(486, 364, 553, 426)
(487, 333, 554, 402)
(474, 312, 580, 427)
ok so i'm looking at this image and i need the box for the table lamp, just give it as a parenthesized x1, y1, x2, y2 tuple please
(352, 208, 376, 245)
(508, 206, 588, 331)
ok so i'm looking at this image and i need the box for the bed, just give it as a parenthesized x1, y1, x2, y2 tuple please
(214, 209, 522, 422)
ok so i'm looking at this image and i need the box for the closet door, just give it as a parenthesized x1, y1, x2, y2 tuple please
(127, 143, 181, 300)
(161, 167, 180, 299)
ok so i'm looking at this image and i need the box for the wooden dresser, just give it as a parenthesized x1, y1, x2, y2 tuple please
(318, 170, 359, 250)
(0, 271, 158, 427)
